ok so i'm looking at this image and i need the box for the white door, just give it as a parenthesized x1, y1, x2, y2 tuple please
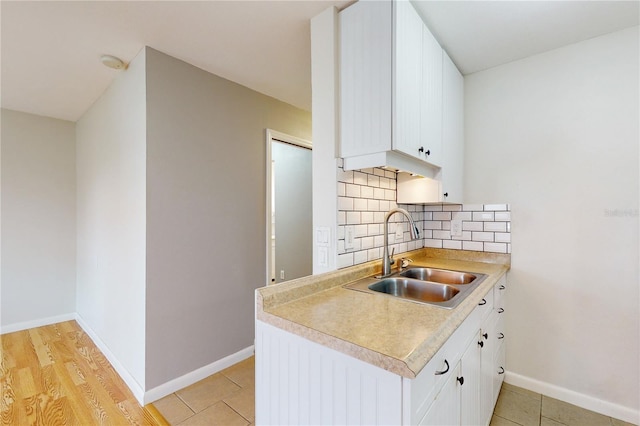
(266, 130, 313, 284)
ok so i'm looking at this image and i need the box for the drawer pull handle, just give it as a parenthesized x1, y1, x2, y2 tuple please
(498, 308, 505, 314)
(457, 376, 464, 386)
(434, 359, 449, 375)
(478, 299, 487, 306)
(498, 367, 505, 375)
(498, 333, 505, 339)
(478, 340, 484, 348)
(499, 285, 506, 290)
(482, 332, 488, 340)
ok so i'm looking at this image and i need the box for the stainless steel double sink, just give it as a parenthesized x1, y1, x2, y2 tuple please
(344, 266, 487, 309)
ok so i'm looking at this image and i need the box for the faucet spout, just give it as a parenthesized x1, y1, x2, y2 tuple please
(381, 208, 420, 277)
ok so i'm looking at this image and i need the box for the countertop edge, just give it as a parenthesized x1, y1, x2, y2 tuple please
(256, 309, 417, 378)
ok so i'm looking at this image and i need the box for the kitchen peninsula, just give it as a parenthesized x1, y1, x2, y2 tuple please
(255, 248, 510, 425)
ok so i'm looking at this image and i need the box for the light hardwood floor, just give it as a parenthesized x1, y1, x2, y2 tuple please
(1, 320, 166, 426)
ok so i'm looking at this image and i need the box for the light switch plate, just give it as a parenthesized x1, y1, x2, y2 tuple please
(318, 247, 328, 267)
(316, 227, 330, 247)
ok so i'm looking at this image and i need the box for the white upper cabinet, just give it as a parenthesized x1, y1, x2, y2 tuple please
(420, 24, 444, 167)
(393, 0, 424, 160)
(340, 0, 443, 176)
(441, 51, 465, 204)
(339, 0, 392, 160)
(396, 47, 464, 204)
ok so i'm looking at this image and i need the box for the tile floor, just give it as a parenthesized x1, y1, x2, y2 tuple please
(153, 356, 636, 426)
(153, 356, 255, 425)
(491, 383, 635, 426)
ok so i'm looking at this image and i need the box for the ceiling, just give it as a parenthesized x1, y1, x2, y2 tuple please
(414, 1, 640, 75)
(1, 1, 638, 123)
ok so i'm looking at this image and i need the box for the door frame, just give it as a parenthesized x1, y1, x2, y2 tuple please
(265, 129, 312, 286)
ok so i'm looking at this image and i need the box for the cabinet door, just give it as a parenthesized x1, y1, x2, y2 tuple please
(420, 23, 443, 167)
(419, 363, 461, 426)
(493, 340, 506, 407)
(460, 333, 482, 426)
(441, 51, 464, 203)
(480, 313, 499, 424)
(393, 0, 423, 160)
(340, 0, 393, 158)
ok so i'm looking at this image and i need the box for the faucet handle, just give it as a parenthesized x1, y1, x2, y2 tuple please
(400, 258, 413, 269)
(389, 247, 395, 265)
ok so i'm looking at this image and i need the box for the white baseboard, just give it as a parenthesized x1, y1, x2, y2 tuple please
(143, 345, 255, 405)
(506, 371, 640, 425)
(74, 313, 146, 405)
(1, 312, 76, 334)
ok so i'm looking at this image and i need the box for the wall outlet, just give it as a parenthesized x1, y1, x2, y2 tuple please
(345, 225, 355, 250)
(451, 219, 463, 237)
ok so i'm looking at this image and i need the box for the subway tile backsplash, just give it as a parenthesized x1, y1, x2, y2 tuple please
(337, 161, 511, 269)
(423, 204, 511, 253)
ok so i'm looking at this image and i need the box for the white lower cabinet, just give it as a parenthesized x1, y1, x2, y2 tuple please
(412, 281, 500, 426)
(492, 279, 507, 407)
(255, 276, 507, 425)
(419, 363, 461, 425)
(479, 308, 500, 422)
(460, 332, 482, 426)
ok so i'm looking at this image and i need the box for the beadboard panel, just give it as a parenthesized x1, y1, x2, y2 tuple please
(420, 24, 443, 166)
(256, 321, 403, 425)
(393, 0, 423, 159)
(339, 0, 392, 157)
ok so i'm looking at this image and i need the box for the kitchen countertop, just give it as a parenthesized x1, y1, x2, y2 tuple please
(256, 248, 510, 379)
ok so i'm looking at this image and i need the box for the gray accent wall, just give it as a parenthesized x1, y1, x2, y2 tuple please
(144, 47, 311, 388)
(1, 109, 76, 329)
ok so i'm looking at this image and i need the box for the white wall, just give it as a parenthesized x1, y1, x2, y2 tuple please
(464, 26, 639, 421)
(75, 49, 147, 390)
(144, 47, 311, 389)
(311, 7, 339, 274)
(1, 109, 76, 331)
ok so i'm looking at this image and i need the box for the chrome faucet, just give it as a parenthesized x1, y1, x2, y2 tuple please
(381, 208, 421, 277)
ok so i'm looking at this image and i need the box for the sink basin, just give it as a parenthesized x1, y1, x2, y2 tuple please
(399, 267, 477, 285)
(368, 278, 459, 303)
(344, 265, 487, 309)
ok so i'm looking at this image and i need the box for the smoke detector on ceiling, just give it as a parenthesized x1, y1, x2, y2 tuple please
(100, 55, 127, 70)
